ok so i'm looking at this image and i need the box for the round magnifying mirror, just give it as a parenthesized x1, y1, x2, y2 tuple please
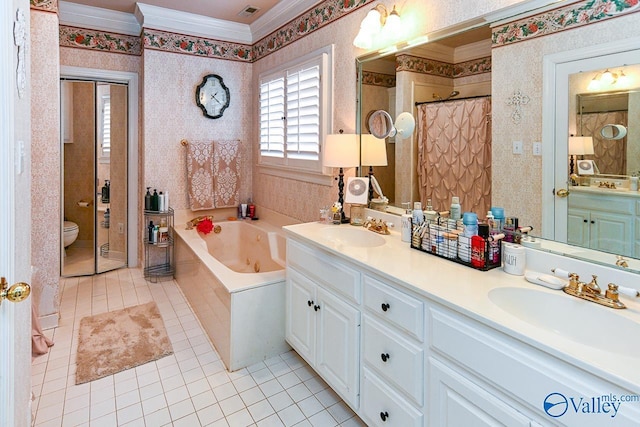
(368, 110, 396, 139)
(600, 124, 627, 140)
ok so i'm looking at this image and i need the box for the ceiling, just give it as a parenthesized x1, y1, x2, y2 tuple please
(63, 0, 283, 24)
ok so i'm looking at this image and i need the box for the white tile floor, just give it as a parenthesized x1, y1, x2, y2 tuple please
(31, 268, 366, 427)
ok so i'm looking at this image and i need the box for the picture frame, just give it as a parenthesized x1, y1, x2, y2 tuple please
(345, 177, 369, 205)
(577, 159, 597, 175)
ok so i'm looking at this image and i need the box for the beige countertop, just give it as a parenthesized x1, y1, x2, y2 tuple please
(283, 221, 640, 393)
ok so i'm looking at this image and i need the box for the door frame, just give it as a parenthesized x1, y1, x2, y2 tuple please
(59, 66, 139, 269)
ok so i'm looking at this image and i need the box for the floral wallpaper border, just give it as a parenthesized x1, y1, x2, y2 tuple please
(143, 30, 252, 62)
(30, 0, 57, 13)
(60, 26, 142, 56)
(361, 71, 396, 88)
(492, 0, 640, 47)
(396, 55, 491, 78)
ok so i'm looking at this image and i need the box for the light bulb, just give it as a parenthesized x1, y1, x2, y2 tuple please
(353, 28, 373, 49)
(600, 69, 615, 85)
(587, 77, 601, 91)
(380, 6, 403, 45)
(617, 71, 631, 87)
(361, 9, 382, 33)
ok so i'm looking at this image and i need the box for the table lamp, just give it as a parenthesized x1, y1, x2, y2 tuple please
(568, 136, 594, 175)
(324, 131, 360, 223)
(361, 134, 388, 202)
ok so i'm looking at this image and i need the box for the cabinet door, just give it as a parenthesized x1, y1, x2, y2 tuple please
(316, 287, 360, 409)
(591, 211, 633, 256)
(429, 358, 531, 427)
(285, 267, 316, 364)
(567, 208, 589, 247)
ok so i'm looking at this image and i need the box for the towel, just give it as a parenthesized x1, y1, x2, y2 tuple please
(186, 140, 215, 211)
(213, 139, 240, 208)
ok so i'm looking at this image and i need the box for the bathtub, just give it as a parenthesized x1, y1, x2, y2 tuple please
(174, 218, 289, 371)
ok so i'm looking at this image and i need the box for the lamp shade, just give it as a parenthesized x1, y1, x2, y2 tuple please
(324, 133, 360, 168)
(361, 134, 388, 166)
(568, 136, 594, 155)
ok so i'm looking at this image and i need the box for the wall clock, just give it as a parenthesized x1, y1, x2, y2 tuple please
(196, 74, 230, 119)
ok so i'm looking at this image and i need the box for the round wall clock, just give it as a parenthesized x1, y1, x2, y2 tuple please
(196, 74, 230, 119)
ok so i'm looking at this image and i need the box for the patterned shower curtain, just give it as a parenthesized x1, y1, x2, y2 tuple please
(579, 111, 628, 175)
(416, 96, 492, 216)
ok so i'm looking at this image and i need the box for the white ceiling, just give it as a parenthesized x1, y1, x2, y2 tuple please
(62, 0, 282, 24)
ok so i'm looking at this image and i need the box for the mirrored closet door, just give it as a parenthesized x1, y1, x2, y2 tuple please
(61, 79, 128, 276)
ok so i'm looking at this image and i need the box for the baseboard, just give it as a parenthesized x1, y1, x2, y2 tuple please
(39, 313, 59, 330)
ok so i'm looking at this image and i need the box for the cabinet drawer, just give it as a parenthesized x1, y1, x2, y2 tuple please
(363, 275, 424, 341)
(287, 239, 361, 304)
(361, 368, 423, 427)
(363, 316, 423, 405)
(569, 191, 633, 215)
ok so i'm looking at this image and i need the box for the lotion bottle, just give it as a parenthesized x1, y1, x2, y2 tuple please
(401, 202, 412, 243)
(450, 196, 461, 221)
(424, 199, 437, 222)
(412, 202, 424, 225)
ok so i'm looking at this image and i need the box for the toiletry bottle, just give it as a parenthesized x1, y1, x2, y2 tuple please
(248, 198, 256, 219)
(462, 212, 478, 237)
(159, 191, 165, 212)
(450, 196, 461, 221)
(147, 221, 154, 242)
(151, 189, 159, 211)
(424, 199, 437, 222)
(471, 224, 489, 268)
(503, 217, 518, 242)
(145, 187, 152, 211)
(413, 202, 424, 225)
(164, 191, 170, 211)
(488, 232, 505, 264)
(153, 225, 159, 244)
(490, 206, 505, 231)
(401, 202, 412, 243)
(631, 176, 639, 191)
(101, 180, 110, 203)
(104, 208, 110, 228)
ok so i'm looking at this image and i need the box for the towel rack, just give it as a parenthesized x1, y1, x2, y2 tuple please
(180, 139, 189, 146)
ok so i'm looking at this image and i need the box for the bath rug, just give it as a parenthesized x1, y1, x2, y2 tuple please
(75, 301, 173, 384)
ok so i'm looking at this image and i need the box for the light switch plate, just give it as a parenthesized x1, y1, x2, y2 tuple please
(513, 140, 523, 155)
(533, 141, 542, 156)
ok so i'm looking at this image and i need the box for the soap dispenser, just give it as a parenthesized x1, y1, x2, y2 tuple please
(145, 187, 152, 211)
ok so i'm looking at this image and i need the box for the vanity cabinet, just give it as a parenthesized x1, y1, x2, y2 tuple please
(286, 240, 360, 409)
(568, 191, 634, 256)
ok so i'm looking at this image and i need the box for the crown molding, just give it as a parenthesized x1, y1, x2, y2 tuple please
(250, 0, 324, 42)
(135, 3, 252, 44)
(59, 1, 140, 36)
(454, 39, 492, 62)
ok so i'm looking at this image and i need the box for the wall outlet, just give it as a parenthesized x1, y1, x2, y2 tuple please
(512, 140, 523, 155)
(533, 141, 542, 156)
(118, 223, 124, 234)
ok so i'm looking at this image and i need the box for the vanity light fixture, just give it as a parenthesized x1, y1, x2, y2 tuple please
(353, 4, 403, 50)
(324, 131, 360, 223)
(587, 68, 631, 91)
(361, 134, 387, 202)
(568, 136, 594, 175)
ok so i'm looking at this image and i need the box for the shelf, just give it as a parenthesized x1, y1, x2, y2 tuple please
(144, 207, 174, 282)
(144, 263, 174, 282)
(144, 236, 174, 247)
(144, 207, 174, 215)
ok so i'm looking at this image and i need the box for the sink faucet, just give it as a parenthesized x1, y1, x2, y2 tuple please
(564, 272, 625, 309)
(363, 217, 392, 235)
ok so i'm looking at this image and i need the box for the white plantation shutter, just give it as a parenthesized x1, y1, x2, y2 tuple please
(258, 45, 332, 175)
(260, 77, 285, 160)
(286, 63, 320, 162)
(100, 95, 111, 158)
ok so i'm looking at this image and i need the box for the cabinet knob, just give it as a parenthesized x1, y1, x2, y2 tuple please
(314, 305, 320, 311)
(381, 303, 390, 312)
(307, 300, 313, 307)
(583, 219, 588, 223)
(380, 411, 389, 422)
(590, 220, 595, 224)
(380, 353, 390, 362)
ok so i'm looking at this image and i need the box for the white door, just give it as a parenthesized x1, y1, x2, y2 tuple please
(1, 1, 33, 426)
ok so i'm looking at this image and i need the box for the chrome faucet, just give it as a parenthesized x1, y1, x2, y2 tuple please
(564, 273, 625, 309)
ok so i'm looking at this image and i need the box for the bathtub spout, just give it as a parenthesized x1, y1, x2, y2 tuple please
(185, 215, 214, 230)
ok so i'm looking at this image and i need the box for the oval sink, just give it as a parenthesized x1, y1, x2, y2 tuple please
(488, 287, 640, 356)
(321, 227, 386, 248)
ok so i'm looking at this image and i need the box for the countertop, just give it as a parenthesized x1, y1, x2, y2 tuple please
(571, 185, 640, 198)
(283, 221, 640, 392)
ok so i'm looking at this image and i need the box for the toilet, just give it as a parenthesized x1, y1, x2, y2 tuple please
(63, 221, 79, 248)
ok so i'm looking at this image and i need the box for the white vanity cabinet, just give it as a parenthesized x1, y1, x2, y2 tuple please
(568, 190, 635, 256)
(285, 239, 361, 409)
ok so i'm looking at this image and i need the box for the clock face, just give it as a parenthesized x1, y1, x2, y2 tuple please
(196, 74, 230, 119)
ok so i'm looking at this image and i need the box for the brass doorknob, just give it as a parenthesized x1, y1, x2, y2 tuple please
(0, 277, 31, 305)
(556, 188, 570, 198)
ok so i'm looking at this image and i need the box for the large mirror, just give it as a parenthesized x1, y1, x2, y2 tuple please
(357, 7, 640, 272)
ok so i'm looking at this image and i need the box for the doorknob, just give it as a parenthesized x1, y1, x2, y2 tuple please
(0, 277, 31, 306)
(556, 188, 570, 198)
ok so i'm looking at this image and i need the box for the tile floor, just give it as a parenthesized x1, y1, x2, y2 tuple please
(31, 268, 365, 427)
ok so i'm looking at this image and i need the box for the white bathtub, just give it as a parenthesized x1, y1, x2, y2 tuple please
(174, 219, 289, 371)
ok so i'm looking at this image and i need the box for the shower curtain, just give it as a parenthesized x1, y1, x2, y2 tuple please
(579, 111, 628, 175)
(417, 96, 492, 216)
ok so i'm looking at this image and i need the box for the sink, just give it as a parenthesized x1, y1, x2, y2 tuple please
(488, 287, 640, 356)
(321, 227, 386, 248)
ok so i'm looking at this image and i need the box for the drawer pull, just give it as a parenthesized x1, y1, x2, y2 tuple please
(380, 353, 390, 362)
(307, 300, 314, 306)
(314, 304, 320, 311)
(381, 303, 390, 312)
(380, 411, 389, 422)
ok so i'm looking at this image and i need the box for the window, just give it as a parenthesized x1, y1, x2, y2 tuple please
(259, 45, 333, 180)
(99, 94, 111, 159)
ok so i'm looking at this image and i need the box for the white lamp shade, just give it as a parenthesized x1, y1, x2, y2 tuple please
(568, 136, 594, 155)
(324, 133, 360, 168)
(361, 134, 388, 166)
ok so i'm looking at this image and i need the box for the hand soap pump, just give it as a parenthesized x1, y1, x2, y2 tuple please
(145, 187, 152, 211)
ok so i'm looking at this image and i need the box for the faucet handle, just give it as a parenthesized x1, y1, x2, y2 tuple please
(586, 274, 601, 293)
(567, 273, 581, 290)
(605, 283, 620, 302)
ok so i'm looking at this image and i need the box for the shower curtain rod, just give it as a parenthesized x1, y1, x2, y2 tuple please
(415, 94, 491, 106)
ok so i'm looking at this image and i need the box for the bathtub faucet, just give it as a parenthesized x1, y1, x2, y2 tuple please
(185, 215, 214, 230)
